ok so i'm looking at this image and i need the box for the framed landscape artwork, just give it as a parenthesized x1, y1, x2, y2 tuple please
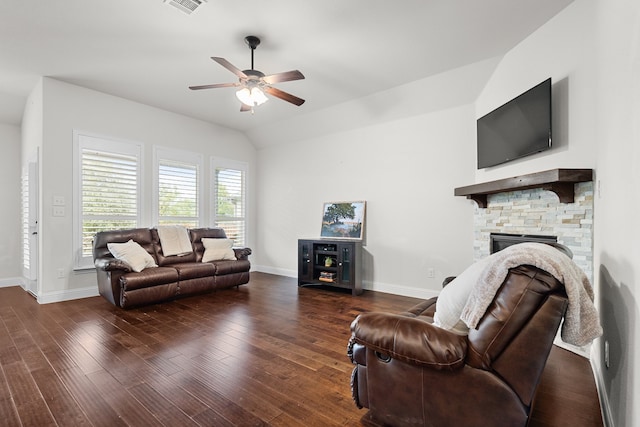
(320, 201, 366, 240)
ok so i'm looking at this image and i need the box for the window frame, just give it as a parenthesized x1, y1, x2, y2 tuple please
(72, 130, 143, 270)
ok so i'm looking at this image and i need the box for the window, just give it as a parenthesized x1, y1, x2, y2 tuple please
(73, 132, 142, 269)
(211, 158, 247, 247)
(154, 147, 202, 227)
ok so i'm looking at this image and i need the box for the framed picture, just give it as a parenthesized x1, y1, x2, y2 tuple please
(320, 201, 366, 240)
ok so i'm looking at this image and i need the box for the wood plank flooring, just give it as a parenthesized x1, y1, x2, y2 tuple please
(0, 272, 603, 426)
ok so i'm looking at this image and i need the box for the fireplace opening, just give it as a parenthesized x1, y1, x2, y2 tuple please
(490, 232, 557, 254)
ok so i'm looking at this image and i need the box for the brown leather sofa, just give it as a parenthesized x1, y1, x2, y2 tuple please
(93, 227, 251, 308)
(348, 265, 568, 427)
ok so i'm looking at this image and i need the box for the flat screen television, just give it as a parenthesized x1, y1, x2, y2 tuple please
(477, 78, 552, 169)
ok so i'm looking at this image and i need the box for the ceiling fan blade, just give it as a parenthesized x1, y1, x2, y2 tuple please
(264, 86, 305, 106)
(262, 70, 305, 84)
(189, 82, 240, 90)
(211, 57, 248, 79)
(240, 103, 252, 112)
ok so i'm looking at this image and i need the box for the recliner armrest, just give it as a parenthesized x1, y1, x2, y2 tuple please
(233, 247, 252, 260)
(94, 257, 132, 272)
(350, 312, 467, 370)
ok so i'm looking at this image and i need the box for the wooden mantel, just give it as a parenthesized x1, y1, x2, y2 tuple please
(454, 168, 594, 208)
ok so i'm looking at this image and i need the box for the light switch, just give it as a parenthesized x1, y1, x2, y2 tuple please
(53, 195, 65, 206)
(53, 206, 65, 217)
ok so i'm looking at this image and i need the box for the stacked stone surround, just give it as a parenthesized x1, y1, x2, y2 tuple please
(473, 182, 594, 282)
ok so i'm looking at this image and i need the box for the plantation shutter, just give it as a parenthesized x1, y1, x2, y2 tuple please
(158, 159, 199, 227)
(213, 166, 246, 247)
(21, 169, 31, 274)
(80, 148, 138, 257)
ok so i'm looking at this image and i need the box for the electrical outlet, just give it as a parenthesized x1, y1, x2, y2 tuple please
(427, 268, 435, 278)
(57, 268, 65, 279)
(604, 340, 610, 369)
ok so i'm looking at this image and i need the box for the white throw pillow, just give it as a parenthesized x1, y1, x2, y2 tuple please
(201, 238, 237, 262)
(107, 239, 158, 272)
(433, 256, 492, 335)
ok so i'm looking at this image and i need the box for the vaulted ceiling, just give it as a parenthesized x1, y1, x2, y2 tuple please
(0, 0, 574, 147)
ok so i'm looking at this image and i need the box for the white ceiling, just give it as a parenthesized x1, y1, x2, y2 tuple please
(0, 0, 574, 147)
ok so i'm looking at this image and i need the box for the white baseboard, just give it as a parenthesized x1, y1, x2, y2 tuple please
(553, 334, 590, 358)
(363, 279, 440, 300)
(592, 357, 615, 427)
(252, 266, 440, 300)
(253, 265, 297, 278)
(37, 286, 99, 304)
(0, 277, 24, 288)
(0, 278, 98, 304)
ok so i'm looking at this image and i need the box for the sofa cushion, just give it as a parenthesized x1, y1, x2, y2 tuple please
(212, 259, 251, 275)
(107, 239, 158, 272)
(190, 228, 228, 261)
(202, 238, 237, 262)
(151, 228, 197, 266)
(93, 228, 154, 260)
(120, 267, 179, 291)
(173, 262, 216, 281)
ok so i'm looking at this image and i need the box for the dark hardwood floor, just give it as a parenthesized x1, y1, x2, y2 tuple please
(0, 272, 603, 426)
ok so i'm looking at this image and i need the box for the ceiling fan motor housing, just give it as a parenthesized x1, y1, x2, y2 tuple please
(243, 69, 265, 78)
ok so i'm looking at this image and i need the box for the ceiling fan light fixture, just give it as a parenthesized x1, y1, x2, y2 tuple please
(236, 87, 268, 107)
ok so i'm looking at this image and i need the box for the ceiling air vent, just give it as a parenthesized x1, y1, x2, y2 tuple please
(163, 0, 207, 15)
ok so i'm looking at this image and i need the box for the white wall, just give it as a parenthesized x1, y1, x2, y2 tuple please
(593, 0, 640, 426)
(255, 103, 476, 298)
(475, 0, 596, 182)
(35, 78, 256, 302)
(0, 123, 22, 285)
(475, 1, 638, 425)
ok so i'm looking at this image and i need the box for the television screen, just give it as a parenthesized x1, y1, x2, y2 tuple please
(477, 78, 551, 169)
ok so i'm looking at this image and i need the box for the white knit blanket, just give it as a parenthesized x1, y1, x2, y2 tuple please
(157, 225, 193, 257)
(459, 243, 603, 347)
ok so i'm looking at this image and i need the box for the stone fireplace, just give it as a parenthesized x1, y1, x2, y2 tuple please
(472, 182, 594, 282)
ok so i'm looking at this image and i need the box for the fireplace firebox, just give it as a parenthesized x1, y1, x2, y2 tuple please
(490, 232, 557, 254)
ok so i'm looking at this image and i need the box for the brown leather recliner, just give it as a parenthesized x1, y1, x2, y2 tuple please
(348, 265, 568, 427)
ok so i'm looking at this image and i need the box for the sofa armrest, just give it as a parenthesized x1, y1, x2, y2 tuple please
(233, 247, 252, 260)
(94, 257, 132, 272)
(350, 312, 467, 370)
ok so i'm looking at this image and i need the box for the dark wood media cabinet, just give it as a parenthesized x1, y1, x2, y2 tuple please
(297, 239, 362, 296)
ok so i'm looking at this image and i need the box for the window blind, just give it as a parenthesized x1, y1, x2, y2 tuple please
(214, 166, 246, 247)
(80, 149, 138, 257)
(158, 159, 199, 227)
(21, 170, 30, 273)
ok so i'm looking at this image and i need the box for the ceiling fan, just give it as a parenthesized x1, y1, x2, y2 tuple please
(189, 35, 305, 112)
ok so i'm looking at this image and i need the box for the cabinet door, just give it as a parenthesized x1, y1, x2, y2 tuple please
(298, 240, 313, 283)
(337, 243, 354, 287)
